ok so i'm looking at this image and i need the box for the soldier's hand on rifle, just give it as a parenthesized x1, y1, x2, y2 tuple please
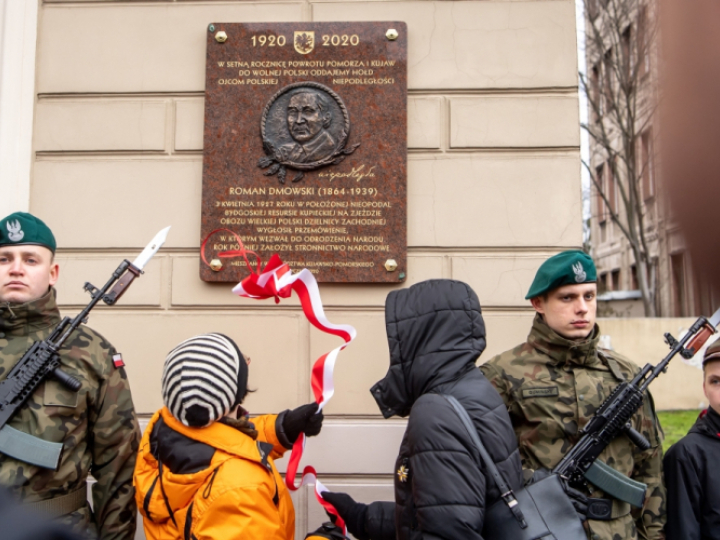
(562, 482, 589, 521)
(530, 468, 589, 521)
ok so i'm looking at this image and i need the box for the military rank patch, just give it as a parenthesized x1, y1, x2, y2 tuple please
(522, 386, 559, 398)
(397, 463, 409, 483)
(112, 353, 125, 368)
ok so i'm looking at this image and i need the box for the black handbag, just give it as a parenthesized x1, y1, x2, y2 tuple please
(442, 394, 586, 540)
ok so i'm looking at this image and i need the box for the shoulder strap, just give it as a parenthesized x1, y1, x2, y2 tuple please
(598, 351, 627, 382)
(440, 394, 527, 529)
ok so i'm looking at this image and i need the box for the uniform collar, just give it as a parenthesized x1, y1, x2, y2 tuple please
(0, 288, 60, 337)
(158, 407, 266, 463)
(527, 313, 601, 367)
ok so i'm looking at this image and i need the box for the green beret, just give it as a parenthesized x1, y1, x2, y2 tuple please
(525, 250, 597, 299)
(703, 339, 720, 366)
(0, 212, 56, 253)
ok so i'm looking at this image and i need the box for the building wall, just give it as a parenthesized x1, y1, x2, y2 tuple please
(585, 0, 709, 318)
(30, 1, 581, 537)
(599, 317, 707, 411)
(0, 0, 38, 216)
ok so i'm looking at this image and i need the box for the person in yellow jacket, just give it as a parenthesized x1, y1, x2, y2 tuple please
(134, 333, 324, 540)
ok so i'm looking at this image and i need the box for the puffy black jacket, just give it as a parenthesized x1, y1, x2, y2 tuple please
(664, 406, 720, 540)
(364, 279, 523, 540)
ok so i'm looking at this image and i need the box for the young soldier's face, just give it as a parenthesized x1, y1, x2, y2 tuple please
(703, 361, 720, 414)
(0, 245, 59, 304)
(531, 283, 597, 340)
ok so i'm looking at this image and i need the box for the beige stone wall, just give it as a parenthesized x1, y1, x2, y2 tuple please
(0, 0, 38, 215)
(32, 1, 581, 537)
(598, 317, 708, 411)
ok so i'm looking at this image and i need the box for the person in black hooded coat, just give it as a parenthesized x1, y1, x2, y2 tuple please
(322, 279, 523, 540)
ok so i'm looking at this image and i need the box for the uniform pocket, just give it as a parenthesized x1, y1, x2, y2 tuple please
(43, 379, 79, 408)
(515, 381, 570, 439)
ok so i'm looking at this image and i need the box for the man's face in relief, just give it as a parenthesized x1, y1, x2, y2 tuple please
(287, 93, 326, 143)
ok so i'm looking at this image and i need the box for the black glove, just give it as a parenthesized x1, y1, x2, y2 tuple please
(282, 402, 324, 444)
(321, 492, 369, 540)
(562, 481, 589, 521)
(529, 468, 588, 521)
(304, 522, 350, 540)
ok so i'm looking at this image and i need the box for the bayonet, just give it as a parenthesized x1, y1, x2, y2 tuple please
(98, 226, 171, 306)
(132, 226, 171, 271)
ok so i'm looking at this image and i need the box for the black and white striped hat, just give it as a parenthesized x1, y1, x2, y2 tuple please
(161, 333, 248, 427)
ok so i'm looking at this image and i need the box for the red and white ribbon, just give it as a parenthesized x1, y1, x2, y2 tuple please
(209, 231, 356, 532)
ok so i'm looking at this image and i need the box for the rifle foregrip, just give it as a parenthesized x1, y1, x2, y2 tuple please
(624, 424, 651, 451)
(53, 368, 81, 393)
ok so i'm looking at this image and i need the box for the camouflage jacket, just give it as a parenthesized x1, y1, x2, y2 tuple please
(480, 315, 666, 540)
(0, 289, 140, 540)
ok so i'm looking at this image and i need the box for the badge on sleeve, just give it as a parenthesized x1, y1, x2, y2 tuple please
(112, 353, 125, 368)
(397, 463, 409, 483)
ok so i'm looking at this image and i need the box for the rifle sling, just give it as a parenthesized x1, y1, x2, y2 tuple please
(605, 358, 626, 382)
(584, 497, 631, 520)
(598, 351, 626, 382)
(0, 424, 64, 470)
(23, 484, 87, 518)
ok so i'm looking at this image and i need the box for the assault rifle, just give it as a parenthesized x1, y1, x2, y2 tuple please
(553, 306, 720, 509)
(0, 226, 170, 470)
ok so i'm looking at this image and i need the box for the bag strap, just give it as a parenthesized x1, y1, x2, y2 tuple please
(440, 394, 527, 529)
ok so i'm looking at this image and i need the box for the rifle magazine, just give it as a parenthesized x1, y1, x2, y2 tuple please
(584, 460, 646, 509)
(0, 424, 63, 470)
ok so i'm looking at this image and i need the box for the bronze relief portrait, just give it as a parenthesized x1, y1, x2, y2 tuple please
(258, 82, 360, 183)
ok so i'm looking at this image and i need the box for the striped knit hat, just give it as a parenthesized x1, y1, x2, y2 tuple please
(161, 333, 248, 427)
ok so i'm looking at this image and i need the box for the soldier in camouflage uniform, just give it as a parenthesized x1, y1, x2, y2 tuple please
(0, 212, 140, 539)
(480, 251, 665, 540)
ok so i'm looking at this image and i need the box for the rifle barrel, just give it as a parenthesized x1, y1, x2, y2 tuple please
(639, 315, 709, 392)
(52, 260, 130, 350)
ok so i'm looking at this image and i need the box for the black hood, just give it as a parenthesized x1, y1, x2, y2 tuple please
(689, 406, 720, 441)
(370, 279, 486, 418)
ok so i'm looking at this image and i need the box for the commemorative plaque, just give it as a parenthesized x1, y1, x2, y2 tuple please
(200, 22, 407, 283)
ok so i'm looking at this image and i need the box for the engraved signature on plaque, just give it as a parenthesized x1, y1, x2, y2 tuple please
(258, 82, 360, 184)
